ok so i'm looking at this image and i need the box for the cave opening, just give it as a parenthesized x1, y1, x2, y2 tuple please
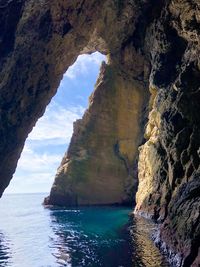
(4, 52, 106, 195)
(0, 0, 199, 265)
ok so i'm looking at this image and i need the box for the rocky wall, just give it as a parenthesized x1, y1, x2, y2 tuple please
(135, 1, 200, 265)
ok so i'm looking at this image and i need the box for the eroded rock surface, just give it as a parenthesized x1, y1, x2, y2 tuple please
(0, 0, 106, 196)
(0, 0, 200, 266)
(135, 1, 200, 265)
(0, 0, 146, 197)
(47, 60, 146, 206)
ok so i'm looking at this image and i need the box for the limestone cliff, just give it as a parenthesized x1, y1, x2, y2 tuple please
(0, 0, 200, 266)
(46, 61, 146, 206)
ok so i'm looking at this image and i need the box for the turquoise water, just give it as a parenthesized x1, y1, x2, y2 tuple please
(0, 193, 169, 267)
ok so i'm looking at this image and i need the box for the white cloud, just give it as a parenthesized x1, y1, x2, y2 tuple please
(6, 172, 55, 194)
(5, 101, 85, 194)
(5, 145, 62, 194)
(6, 100, 85, 194)
(28, 102, 85, 144)
(64, 52, 106, 79)
(17, 145, 62, 173)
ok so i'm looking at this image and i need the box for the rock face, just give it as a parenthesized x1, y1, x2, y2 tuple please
(135, 1, 200, 266)
(47, 61, 146, 206)
(0, 0, 200, 266)
(0, 0, 149, 198)
(0, 0, 106, 197)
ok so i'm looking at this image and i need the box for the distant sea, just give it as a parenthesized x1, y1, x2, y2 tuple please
(0, 193, 169, 267)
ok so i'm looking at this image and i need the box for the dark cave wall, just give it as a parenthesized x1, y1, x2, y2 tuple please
(0, 0, 106, 196)
(135, 1, 200, 266)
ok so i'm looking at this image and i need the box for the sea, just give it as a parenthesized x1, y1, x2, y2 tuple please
(0, 193, 169, 267)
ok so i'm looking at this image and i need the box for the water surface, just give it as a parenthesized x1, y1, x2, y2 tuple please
(0, 193, 169, 267)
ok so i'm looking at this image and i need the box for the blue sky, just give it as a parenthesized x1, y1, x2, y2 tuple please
(5, 52, 106, 194)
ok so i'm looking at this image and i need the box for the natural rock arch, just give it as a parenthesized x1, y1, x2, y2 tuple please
(0, 0, 149, 198)
(0, 0, 200, 266)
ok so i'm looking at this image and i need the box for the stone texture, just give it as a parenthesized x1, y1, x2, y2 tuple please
(0, 0, 200, 266)
(0, 0, 106, 196)
(46, 61, 146, 206)
(0, 0, 147, 197)
(135, 1, 200, 265)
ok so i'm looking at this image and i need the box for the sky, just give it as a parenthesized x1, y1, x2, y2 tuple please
(5, 52, 106, 194)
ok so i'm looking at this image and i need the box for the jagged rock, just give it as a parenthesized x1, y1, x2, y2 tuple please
(135, 1, 200, 265)
(0, 0, 200, 266)
(47, 61, 147, 206)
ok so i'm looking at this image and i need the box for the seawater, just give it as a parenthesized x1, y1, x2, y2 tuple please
(0, 193, 169, 267)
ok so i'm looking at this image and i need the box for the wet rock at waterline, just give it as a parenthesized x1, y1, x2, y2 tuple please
(135, 1, 200, 266)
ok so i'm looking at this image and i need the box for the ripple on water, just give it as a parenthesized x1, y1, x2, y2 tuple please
(0, 194, 170, 267)
(0, 232, 12, 266)
(49, 207, 170, 267)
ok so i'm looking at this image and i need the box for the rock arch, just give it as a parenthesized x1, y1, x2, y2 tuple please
(0, 0, 149, 200)
(0, 0, 200, 265)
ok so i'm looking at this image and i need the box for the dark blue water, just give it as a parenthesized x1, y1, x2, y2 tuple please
(0, 193, 169, 267)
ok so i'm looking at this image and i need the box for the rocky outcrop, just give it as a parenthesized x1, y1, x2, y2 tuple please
(0, 0, 200, 266)
(0, 0, 147, 197)
(46, 60, 147, 206)
(135, 1, 200, 265)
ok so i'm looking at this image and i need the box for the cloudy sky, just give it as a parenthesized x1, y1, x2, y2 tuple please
(5, 52, 106, 194)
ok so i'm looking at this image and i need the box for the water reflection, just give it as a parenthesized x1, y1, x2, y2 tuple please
(49, 207, 133, 267)
(0, 232, 11, 266)
(130, 215, 169, 267)
(49, 208, 170, 267)
(0, 197, 170, 267)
